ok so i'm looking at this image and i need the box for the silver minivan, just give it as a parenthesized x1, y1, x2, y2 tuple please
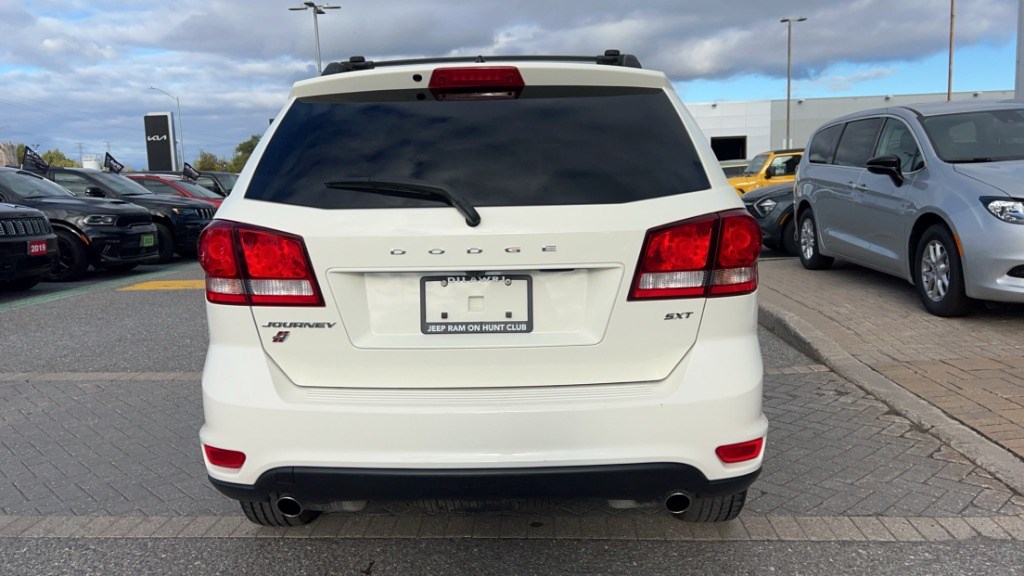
(794, 101, 1024, 316)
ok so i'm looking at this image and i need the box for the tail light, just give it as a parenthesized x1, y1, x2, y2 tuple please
(198, 220, 323, 307)
(629, 209, 760, 300)
(429, 66, 524, 100)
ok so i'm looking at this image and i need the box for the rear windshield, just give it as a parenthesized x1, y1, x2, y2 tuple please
(246, 86, 710, 209)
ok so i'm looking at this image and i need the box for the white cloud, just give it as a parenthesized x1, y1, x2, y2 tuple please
(0, 0, 1017, 168)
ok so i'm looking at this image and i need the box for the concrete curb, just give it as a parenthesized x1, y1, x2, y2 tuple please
(759, 300, 1024, 497)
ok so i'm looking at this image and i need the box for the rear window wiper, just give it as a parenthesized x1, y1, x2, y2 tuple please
(324, 177, 481, 227)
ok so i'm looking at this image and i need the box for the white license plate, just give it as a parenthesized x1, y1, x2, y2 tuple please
(420, 274, 533, 334)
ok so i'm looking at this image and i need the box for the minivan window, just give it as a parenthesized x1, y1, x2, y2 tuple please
(833, 118, 883, 168)
(246, 86, 710, 209)
(920, 108, 1024, 163)
(875, 118, 923, 172)
(807, 124, 843, 164)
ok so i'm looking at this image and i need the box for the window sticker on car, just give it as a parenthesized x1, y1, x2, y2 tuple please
(420, 274, 533, 334)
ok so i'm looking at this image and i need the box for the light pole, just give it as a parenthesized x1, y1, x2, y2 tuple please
(781, 17, 806, 149)
(149, 86, 185, 170)
(289, 2, 341, 75)
(948, 0, 956, 102)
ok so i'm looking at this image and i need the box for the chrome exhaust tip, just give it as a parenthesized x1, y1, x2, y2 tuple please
(664, 492, 692, 515)
(275, 496, 303, 518)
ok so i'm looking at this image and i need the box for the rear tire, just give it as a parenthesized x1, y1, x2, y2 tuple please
(155, 223, 175, 263)
(677, 490, 747, 523)
(240, 500, 320, 527)
(798, 210, 834, 270)
(46, 230, 89, 282)
(914, 224, 969, 317)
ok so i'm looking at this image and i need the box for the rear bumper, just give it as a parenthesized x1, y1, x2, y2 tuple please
(209, 464, 761, 508)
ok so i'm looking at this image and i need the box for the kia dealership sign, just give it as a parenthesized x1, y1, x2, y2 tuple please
(144, 112, 177, 171)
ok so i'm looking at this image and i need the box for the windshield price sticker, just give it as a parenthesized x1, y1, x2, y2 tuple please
(420, 274, 533, 335)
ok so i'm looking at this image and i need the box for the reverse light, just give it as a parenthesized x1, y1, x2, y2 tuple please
(203, 445, 246, 469)
(629, 209, 761, 300)
(198, 220, 323, 307)
(715, 438, 764, 464)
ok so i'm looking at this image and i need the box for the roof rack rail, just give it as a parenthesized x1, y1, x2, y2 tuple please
(321, 50, 642, 76)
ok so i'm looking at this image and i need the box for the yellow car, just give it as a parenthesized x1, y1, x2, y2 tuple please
(728, 149, 802, 195)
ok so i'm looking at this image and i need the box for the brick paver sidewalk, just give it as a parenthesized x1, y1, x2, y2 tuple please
(759, 258, 1024, 459)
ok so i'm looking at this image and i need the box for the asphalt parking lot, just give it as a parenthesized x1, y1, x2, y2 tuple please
(1, 256, 1023, 575)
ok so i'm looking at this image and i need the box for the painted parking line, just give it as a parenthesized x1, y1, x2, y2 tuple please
(0, 263, 200, 313)
(118, 279, 206, 291)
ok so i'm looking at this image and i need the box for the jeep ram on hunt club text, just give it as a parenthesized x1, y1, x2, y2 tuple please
(198, 50, 767, 526)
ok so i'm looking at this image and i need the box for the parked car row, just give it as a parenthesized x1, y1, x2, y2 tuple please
(0, 166, 221, 288)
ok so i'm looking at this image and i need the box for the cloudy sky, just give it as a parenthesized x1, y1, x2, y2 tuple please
(0, 0, 1019, 169)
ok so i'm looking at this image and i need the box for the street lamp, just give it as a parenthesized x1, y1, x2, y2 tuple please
(149, 86, 185, 170)
(948, 0, 956, 102)
(780, 17, 807, 149)
(289, 2, 341, 75)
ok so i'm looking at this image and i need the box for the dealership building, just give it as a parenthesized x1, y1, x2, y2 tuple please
(686, 89, 1016, 162)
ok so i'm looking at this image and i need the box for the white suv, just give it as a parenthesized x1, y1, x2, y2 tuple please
(199, 50, 767, 526)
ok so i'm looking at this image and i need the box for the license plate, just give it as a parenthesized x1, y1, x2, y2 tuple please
(27, 240, 47, 256)
(140, 234, 155, 248)
(420, 274, 533, 334)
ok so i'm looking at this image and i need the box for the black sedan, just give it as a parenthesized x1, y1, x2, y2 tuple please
(742, 182, 798, 256)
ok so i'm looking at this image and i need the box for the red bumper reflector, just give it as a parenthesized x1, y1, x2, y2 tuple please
(203, 445, 246, 469)
(715, 438, 764, 464)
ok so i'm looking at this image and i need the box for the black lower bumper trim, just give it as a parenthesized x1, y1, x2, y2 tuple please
(209, 464, 760, 508)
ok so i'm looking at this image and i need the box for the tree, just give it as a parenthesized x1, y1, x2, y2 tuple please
(228, 134, 260, 173)
(41, 149, 80, 168)
(194, 150, 222, 172)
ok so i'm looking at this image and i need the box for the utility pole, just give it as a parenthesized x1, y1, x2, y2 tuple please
(289, 2, 341, 75)
(78, 143, 83, 165)
(781, 17, 807, 149)
(948, 0, 956, 102)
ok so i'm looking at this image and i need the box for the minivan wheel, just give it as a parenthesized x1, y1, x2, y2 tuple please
(914, 224, 969, 317)
(46, 229, 90, 282)
(798, 210, 833, 270)
(675, 490, 747, 523)
(240, 500, 321, 527)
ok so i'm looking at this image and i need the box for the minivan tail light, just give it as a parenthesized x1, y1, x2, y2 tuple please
(203, 444, 246, 469)
(629, 210, 760, 300)
(198, 220, 323, 307)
